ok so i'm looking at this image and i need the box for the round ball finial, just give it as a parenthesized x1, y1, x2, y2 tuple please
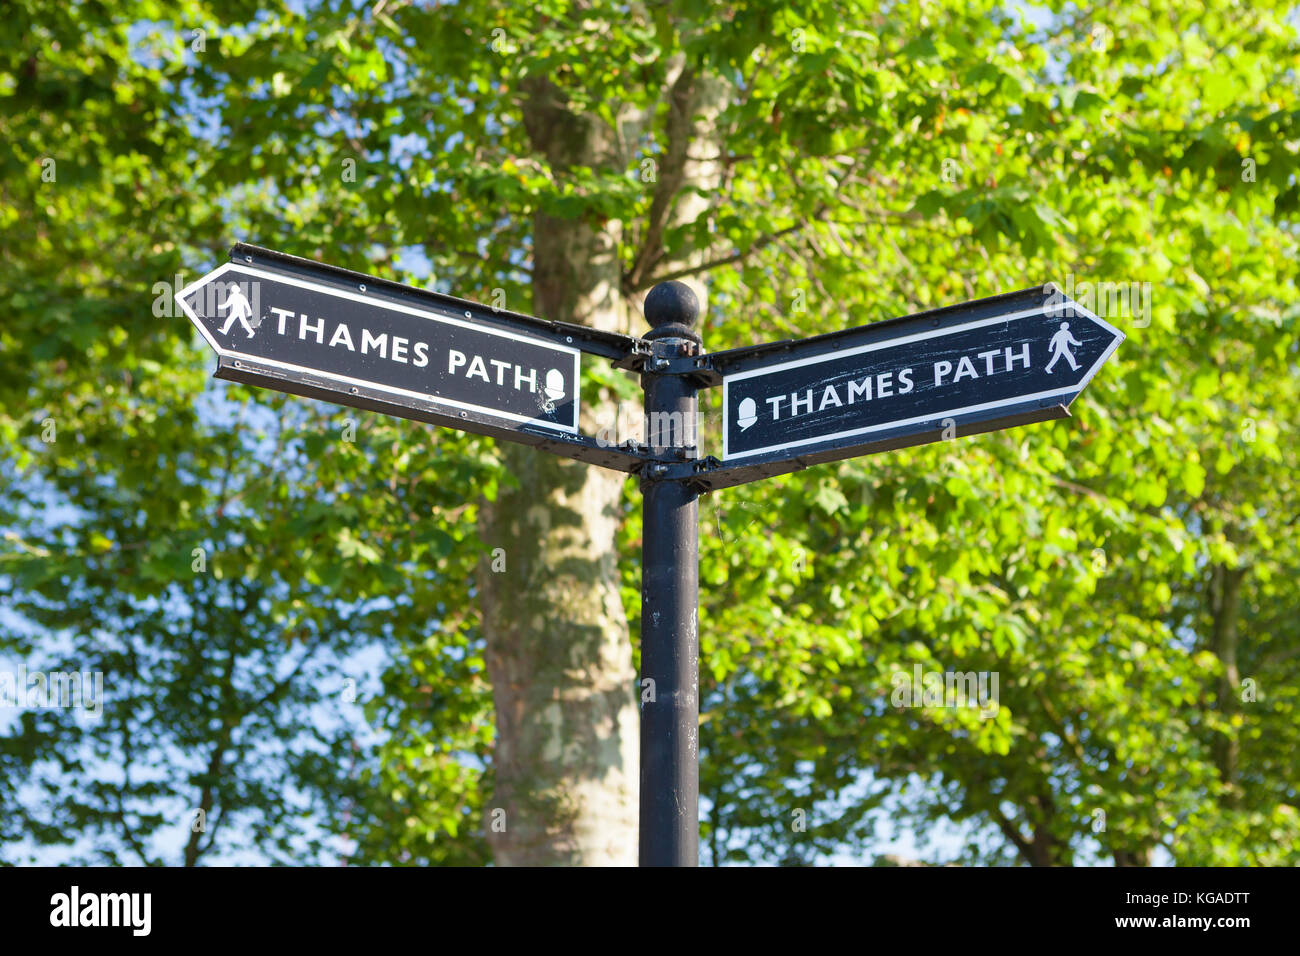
(643, 281, 700, 343)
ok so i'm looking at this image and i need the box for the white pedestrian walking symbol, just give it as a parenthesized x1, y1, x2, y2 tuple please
(1044, 321, 1081, 373)
(217, 282, 256, 338)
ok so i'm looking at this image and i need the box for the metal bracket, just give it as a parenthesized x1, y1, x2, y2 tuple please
(647, 402, 1075, 492)
(514, 426, 677, 474)
(613, 338, 654, 371)
(639, 455, 724, 491)
(652, 352, 722, 386)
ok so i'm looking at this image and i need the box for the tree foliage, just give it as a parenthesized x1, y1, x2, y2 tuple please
(2, 0, 1297, 864)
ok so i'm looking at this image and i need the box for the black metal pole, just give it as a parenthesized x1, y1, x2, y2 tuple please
(638, 281, 702, 867)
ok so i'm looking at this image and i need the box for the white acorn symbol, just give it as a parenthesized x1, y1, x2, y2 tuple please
(737, 396, 757, 431)
(544, 368, 566, 401)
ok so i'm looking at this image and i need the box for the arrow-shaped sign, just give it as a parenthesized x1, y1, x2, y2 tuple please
(680, 285, 1123, 490)
(177, 244, 653, 472)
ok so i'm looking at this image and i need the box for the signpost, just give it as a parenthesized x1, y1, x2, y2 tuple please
(176, 244, 652, 472)
(182, 244, 1124, 867)
(720, 287, 1123, 462)
(643, 286, 1124, 491)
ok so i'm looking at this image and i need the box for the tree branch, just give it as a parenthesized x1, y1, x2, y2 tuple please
(626, 63, 703, 290)
(639, 220, 813, 288)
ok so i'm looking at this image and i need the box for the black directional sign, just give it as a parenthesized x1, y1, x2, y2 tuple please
(701, 286, 1123, 489)
(177, 244, 651, 470)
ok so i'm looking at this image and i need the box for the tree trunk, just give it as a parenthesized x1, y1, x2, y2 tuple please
(1209, 562, 1246, 809)
(1024, 825, 1069, 866)
(475, 77, 639, 866)
(476, 49, 728, 865)
(1113, 848, 1153, 866)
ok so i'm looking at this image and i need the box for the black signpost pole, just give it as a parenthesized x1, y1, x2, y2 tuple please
(638, 282, 702, 867)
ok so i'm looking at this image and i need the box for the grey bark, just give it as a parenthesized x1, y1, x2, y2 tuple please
(475, 76, 638, 866)
(1209, 562, 1246, 809)
(475, 55, 727, 865)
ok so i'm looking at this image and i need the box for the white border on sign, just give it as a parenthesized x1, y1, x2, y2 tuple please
(721, 301, 1124, 461)
(176, 262, 581, 435)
